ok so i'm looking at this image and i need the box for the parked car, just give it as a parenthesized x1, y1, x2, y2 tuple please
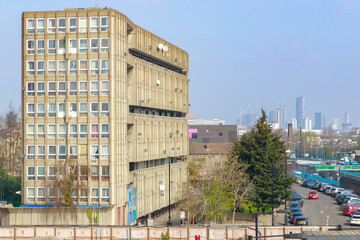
(343, 205, 360, 217)
(292, 195, 304, 207)
(289, 201, 301, 210)
(325, 186, 336, 195)
(350, 214, 360, 225)
(294, 216, 308, 226)
(289, 207, 302, 218)
(331, 187, 344, 197)
(320, 184, 330, 192)
(309, 191, 319, 199)
(336, 193, 354, 204)
(341, 200, 360, 210)
(317, 183, 327, 191)
(290, 212, 303, 224)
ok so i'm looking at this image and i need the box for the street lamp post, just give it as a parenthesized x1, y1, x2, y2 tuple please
(167, 156, 172, 226)
(2, 168, 4, 202)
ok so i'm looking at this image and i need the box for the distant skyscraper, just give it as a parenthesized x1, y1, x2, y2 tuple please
(314, 112, 325, 130)
(305, 118, 312, 131)
(333, 119, 341, 130)
(342, 112, 352, 130)
(242, 113, 257, 129)
(345, 112, 350, 124)
(296, 97, 306, 129)
(269, 110, 276, 123)
(276, 107, 286, 129)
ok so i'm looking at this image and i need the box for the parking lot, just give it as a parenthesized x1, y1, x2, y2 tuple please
(292, 183, 351, 226)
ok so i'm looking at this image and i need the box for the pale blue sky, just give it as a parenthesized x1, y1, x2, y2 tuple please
(2, 0, 360, 126)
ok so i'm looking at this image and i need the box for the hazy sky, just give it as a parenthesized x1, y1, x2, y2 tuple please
(3, 0, 360, 126)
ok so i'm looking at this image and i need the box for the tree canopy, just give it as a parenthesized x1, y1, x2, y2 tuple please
(232, 110, 293, 212)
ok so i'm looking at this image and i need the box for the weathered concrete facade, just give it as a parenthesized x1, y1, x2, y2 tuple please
(21, 7, 189, 225)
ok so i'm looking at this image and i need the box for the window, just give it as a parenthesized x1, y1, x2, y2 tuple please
(37, 60, 45, 75)
(58, 124, 66, 138)
(100, 38, 109, 53)
(101, 80, 109, 96)
(27, 145, 35, 159)
(80, 124, 88, 138)
(37, 103, 45, 117)
(27, 187, 35, 202)
(90, 38, 99, 53)
(90, 81, 99, 95)
(90, 17, 99, 32)
(101, 188, 110, 202)
(69, 102, 77, 117)
(79, 81, 88, 95)
(91, 188, 99, 202)
(69, 17, 77, 32)
(80, 188, 88, 202)
(100, 16, 109, 32)
(101, 145, 109, 160)
(58, 39, 66, 54)
(48, 18, 56, 33)
(37, 124, 46, 138)
(100, 59, 109, 74)
(58, 60, 66, 75)
(27, 19, 35, 33)
(79, 145, 88, 157)
(90, 145, 99, 160)
(27, 167, 35, 180)
(47, 60, 56, 75)
(37, 82, 45, 96)
(27, 40, 35, 54)
(79, 60, 88, 75)
(69, 81, 77, 95)
(48, 103, 56, 117)
(58, 103, 65, 118)
(91, 124, 99, 138)
(91, 166, 99, 177)
(48, 187, 56, 199)
(58, 18, 66, 33)
(58, 81, 66, 96)
(27, 124, 35, 139)
(90, 102, 99, 117)
(37, 18, 45, 33)
(69, 145, 77, 160)
(59, 145, 66, 160)
(48, 81, 56, 96)
(69, 124, 77, 138)
(37, 145, 45, 159)
(79, 102, 88, 116)
(79, 17, 88, 32)
(101, 166, 109, 177)
(27, 61, 35, 75)
(79, 39, 87, 54)
(48, 167, 56, 180)
(48, 39, 56, 54)
(101, 124, 109, 138)
(27, 103, 35, 117)
(37, 40, 45, 54)
(48, 145, 56, 160)
(27, 82, 35, 96)
(48, 124, 56, 139)
(37, 166, 45, 180)
(37, 187, 45, 201)
(69, 39, 77, 54)
(101, 102, 109, 117)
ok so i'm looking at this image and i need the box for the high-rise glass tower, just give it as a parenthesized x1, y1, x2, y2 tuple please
(296, 97, 305, 129)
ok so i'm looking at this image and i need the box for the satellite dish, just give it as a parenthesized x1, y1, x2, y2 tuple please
(163, 45, 168, 52)
(158, 43, 164, 50)
(160, 185, 165, 191)
(156, 80, 161, 85)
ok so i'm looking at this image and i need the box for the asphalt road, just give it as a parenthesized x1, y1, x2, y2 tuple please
(292, 184, 351, 226)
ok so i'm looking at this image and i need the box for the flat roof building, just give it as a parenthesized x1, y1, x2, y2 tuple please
(21, 7, 189, 225)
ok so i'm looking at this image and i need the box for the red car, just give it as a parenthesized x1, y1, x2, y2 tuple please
(309, 190, 319, 199)
(343, 205, 360, 217)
